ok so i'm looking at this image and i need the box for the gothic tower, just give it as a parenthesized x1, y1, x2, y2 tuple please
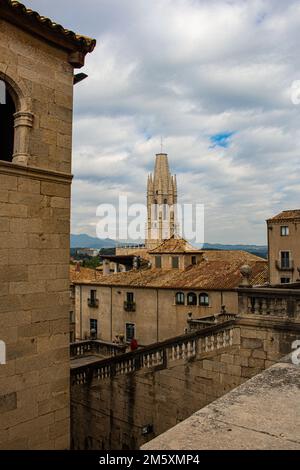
(146, 153, 178, 249)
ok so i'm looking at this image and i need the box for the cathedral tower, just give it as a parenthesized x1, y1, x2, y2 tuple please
(146, 153, 178, 249)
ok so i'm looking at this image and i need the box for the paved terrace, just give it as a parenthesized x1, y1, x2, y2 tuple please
(142, 354, 300, 450)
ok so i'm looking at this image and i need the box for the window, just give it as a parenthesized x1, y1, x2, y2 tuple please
(280, 226, 289, 236)
(0, 79, 16, 162)
(126, 323, 135, 342)
(281, 277, 291, 284)
(155, 256, 162, 268)
(191, 256, 197, 265)
(172, 256, 179, 269)
(187, 292, 197, 306)
(163, 199, 168, 220)
(70, 311, 74, 323)
(126, 292, 134, 303)
(154, 200, 158, 219)
(281, 251, 290, 268)
(199, 293, 209, 306)
(175, 292, 185, 305)
(90, 319, 98, 337)
(90, 289, 97, 302)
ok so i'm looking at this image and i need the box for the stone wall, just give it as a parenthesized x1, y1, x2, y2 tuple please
(0, 15, 74, 450)
(0, 168, 71, 449)
(71, 319, 300, 450)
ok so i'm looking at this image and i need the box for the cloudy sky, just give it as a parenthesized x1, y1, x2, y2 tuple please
(28, 0, 300, 245)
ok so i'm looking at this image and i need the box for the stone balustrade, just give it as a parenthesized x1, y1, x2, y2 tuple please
(238, 287, 300, 319)
(71, 321, 236, 385)
(70, 340, 126, 359)
(188, 312, 237, 332)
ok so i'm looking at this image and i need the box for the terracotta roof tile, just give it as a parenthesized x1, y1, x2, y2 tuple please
(268, 210, 300, 222)
(73, 251, 268, 290)
(70, 265, 103, 283)
(1, 0, 96, 52)
(150, 236, 202, 254)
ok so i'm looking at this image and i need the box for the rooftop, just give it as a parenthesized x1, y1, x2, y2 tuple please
(0, 0, 96, 54)
(150, 236, 202, 254)
(267, 209, 300, 222)
(70, 265, 102, 284)
(72, 250, 268, 290)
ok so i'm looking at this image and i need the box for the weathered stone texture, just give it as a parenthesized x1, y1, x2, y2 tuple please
(0, 13, 75, 450)
(71, 321, 299, 450)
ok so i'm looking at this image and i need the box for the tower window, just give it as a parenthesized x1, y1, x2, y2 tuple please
(191, 256, 197, 265)
(155, 256, 162, 268)
(0, 79, 16, 162)
(163, 199, 168, 220)
(172, 256, 179, 269)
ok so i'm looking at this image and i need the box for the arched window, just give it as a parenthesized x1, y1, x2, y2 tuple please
(163, 199, 168, 220)
(175, 292, 185, 305)
(0, 79, 16, 162)
(187, 292, 197, 306)
(154, 200, 158, 219)
(199, 293, 209, 306)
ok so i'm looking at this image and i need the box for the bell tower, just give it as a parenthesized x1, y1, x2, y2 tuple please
(146, 153, 178, 249)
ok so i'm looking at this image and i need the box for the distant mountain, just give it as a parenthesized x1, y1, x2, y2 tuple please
(70, 234, 117, 249)
(70, 234, 268, 258)
(201, 243, 268, 259)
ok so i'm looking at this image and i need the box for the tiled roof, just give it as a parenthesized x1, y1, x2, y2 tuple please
(70, 265, 103, 283)
(150, 236, 202, 254)
(267, 210, 300, 222)
(1, 0, 96, 53)
(72, 251, 268, 290)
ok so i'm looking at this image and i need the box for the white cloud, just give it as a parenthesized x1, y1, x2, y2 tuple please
(28, 0, 300, 244)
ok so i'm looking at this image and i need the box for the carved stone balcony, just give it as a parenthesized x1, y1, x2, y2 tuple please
(124, 301, 136, 312)
(276, 259, 294, 271)
(88, 298, 99, 308)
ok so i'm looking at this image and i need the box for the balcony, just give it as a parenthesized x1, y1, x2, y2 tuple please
(124, 301, 136, 312)
(276, 259, 294, 271)
(88, 298, 99, 308)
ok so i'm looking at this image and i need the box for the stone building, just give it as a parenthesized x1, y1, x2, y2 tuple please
(0, 0, 95, 450)
(73, 241, 267, 345)
(267, 210, 300, 285)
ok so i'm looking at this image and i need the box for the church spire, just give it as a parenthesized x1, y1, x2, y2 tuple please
(146, 152, 178, 249)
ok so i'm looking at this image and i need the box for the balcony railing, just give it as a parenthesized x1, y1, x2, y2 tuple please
(276, 259, 294, 271)
(88, 298, 99, 308)
(124, 301, 136, 312)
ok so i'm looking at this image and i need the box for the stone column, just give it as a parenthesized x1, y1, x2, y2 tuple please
(12, 111, 34, 166)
